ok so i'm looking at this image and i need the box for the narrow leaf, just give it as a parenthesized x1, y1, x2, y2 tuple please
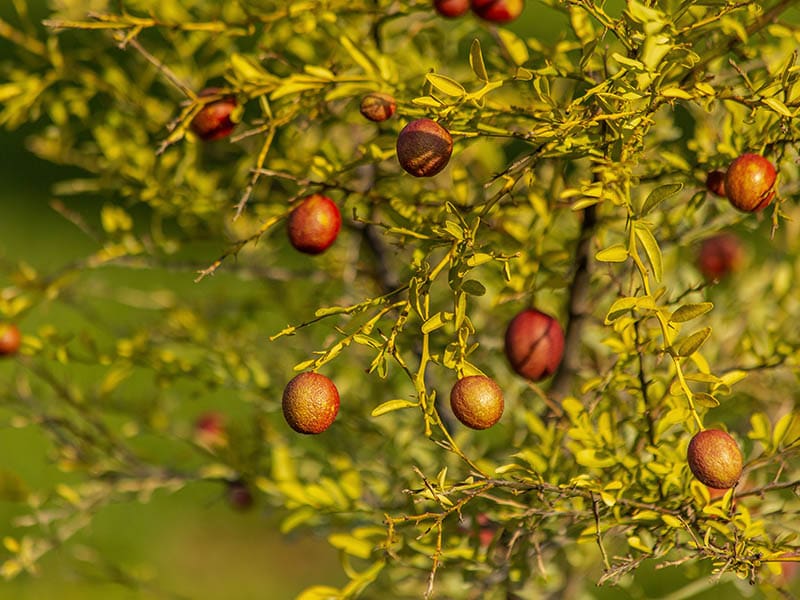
(670, 302, 713, 323)
(426, 73, 466, 97)
(469, 39, 488, 82)
(634, 223, 663, 281)
(675, 327, 712, 357)
(640, 182, 683, 216)
(596, 244, 629, 262)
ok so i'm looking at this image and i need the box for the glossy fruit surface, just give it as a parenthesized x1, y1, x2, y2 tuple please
(504, 309, 564, 381)
(282, 372, 340, 434)
(360, 93, 397, 122)
(471, 0, 524, 22)
(687, 429, 743, 489)
(435, 0, 470, 17)
(190, 88, 238, 141)
(287, 194, 342, 254)
(396, 118, 453, 177)
(450, 375, 504, 430)
(0, 324, 21, 356)
(698, 233, 743, 281)
(705, 170, 726, 197)
(724, 153, 776, 212)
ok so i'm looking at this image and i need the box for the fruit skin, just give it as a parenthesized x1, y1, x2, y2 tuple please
(697, 233, 743, 281)
(360, 93, 396, 122)
(450, 375, 504, 430)
(504, 309, 564, 381)
(435, 0, 470, 17)
(705, 170, 726, 197)
(287, 194, 342, 255)
(0, 324, 21, 356)
(190, 88, 238, 141)
(396, 118, 453, 177)
(471, 0, 524, 23)
(687, 429, 743, 489)
(724, 153, 776, 212)
(282, 372, 340, 434)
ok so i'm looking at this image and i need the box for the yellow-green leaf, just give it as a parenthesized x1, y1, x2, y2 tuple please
(371, 399, 418, 417)
(596, 244, 628, 262)
(469, 39, 488, 82)
(634, 223, 663, 282)
(675, 327, 712, 357)
(670, 302, 713, 323)
(426, 73, 465, 97)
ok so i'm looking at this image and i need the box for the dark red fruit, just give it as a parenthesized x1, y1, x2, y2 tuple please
(504, 309, 564, 381)
(687, 429, 743, 489)
(287, 194, 342, 255)
(435, 0, 470, 17)
(697, 233, 743, 281)
(0, 324, 21, 356)
(724, 153, 776, 212)
(360, 93, 397, 122)
(282, 372, 340, 434)
(190, 88, 238, 141)
(396, 118, 453, 177)
(471, 0, 524, 23)
(705, 170, 726, 197)
(194, 411, 227, 447)
(226, 481, 254, 511)
(449, 375, 504, 430)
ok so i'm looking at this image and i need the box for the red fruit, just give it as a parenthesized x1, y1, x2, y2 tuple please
(504, 309, 564, 381)
(705, 170, 726, 197)
(0, 324, 21, 356)
(724, 153, 777, 212)
(226, 481, 254, 511)
(449, 375, 504, 430)
(697, 233, 743, 281)
(471, 0, 524, 23)
(687, 429, 743, 489)
(282, 372, 340, 434)
(287, 194, 342, 255)
(435, 0, 470, 17)
(396, 118, 453, 177)
(194, 411, 227, 447)
(360, 93, 397, 122)
(190, 88, 238, 141)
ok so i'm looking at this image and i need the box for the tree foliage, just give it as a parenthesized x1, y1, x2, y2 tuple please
(1, 0, 800, 597)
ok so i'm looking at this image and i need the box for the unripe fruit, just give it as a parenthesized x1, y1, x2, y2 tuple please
(396, 118, 453, 177)
(0, 324, 21, 356)
(287, 194, 342, 255)
(435, 0, 470, 17)
(471, 0, 524, 23)
(697, 233, 743, 281)
(449, 375, 504, 430)
(687, 429, 743, 489)
(724, 153, 776, 212)
(360, 93, 396, 122)
(190, 88, 238, 141)
(282, 372, 340, 434)
(705, 170, 726, 197)
(504, 309, 564, 381)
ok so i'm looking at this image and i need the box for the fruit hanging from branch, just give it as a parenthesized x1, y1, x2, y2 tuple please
(504, 309, 564, 382)
(282, 372, 340, 434)
(724, 153, 777, 212)
(449, 375, 504, 430)
(687, 429, 744, 489)
(287, 194, 342, 255)
(396, 118, 453, 177)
